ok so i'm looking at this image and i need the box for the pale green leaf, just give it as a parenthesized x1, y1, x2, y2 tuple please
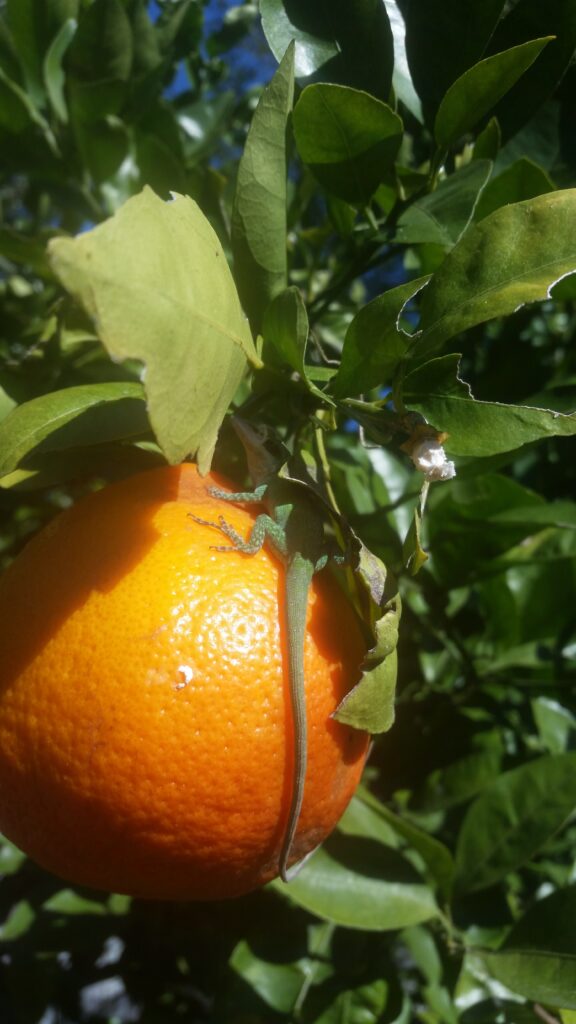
(48, 188, 258, 472)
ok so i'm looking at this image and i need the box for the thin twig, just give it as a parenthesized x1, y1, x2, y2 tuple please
(533, 1004, 561, 1024)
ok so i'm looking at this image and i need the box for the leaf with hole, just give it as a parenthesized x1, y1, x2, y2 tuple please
(403, 354, 576, 456)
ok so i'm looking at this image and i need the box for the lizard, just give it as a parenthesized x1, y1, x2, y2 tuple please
(189, 417, 337, 882)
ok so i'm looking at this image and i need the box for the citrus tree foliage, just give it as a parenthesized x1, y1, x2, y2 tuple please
(1, 0, 576, 1021)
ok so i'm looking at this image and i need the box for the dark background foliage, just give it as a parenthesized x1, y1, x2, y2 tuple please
(0, 1, 576, 1021)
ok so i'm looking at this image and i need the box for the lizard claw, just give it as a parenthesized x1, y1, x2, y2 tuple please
(187, 512, 218, 528)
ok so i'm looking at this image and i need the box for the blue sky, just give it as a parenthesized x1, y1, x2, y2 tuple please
(149, 0, 276, 98)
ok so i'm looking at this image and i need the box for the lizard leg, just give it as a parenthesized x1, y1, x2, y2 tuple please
(207, 485, 267, 504)
(189, 511, 280, 556)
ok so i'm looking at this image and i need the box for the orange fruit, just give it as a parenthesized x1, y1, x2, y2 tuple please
(0, 464, 369, 900)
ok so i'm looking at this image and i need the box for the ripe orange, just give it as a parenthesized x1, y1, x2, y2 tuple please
(0, 464, 369, 900)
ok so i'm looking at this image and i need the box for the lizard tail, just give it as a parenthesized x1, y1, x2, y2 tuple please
(278, 556, 312, 882)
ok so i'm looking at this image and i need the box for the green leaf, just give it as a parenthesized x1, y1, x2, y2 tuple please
(416, 190, 576, 357)
(0, 64, 57, 148)
(262, 286, 331, 402)
(134, 123, 185, 196)
(262, 285, 306, 370)
(338, 794, 399, 848)
(334, 543, 400, 734)
(383, 0, 422, 122)
(5, 0, 68, 103)
(130, 0, 162, 75)
(308, 977, 394, 1024)
(358, 789, 455, 899)
(472, 116, 501, 161)
(73, 114, 129, 184)
(418, 745, 504, 812)
(259, 0, 394, 103)
(48, 188, 258, 472)
(331, 277, 429, 398)
(0, 443, 163, 491)
(403, 354, 576, 456)
(272, 447, 401, 737)
(475, 157, 556, 221)
(66, 0, 131, 83)
(66, 0, 132, 120)
(402, 496, 428, 576)
(292, 84, 403, 206)
(402, 927, 443, 987)
(230, 940, 305, 1014)
(487, 0, 576, 140)
(155, 0, 202, 58)
(479, 886, 576, 1008)
(43, 17, 76, 122)
(0, 382, 148, 479)
(487, 501, 576, 529)
(532, 698, 576, 754)
(272, 836, 438, 930)
(43, 889, 107, 915)
(0, 836, 26, 876)
(453, 754, 576, 894)
(395, 162, 493, 247)
(231, 43, 294, 332)
(0, 227, 52, 276)
(330, 276, 424, 399)
(434, 38, 552, 150)
(403, 0, 507, 122)
(335, 645, 397, 735)
(260, 0, 336, 77)
(0, 900, 35, 941)
(0, 67, 35, 133)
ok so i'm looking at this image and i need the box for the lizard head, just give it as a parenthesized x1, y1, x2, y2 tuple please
(231, 417, 288, 486)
